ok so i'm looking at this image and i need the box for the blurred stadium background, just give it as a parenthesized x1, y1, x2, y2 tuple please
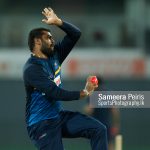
(0, 0, 150, 150)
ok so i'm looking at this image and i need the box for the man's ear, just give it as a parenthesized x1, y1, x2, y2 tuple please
(34, 38, 42, 45)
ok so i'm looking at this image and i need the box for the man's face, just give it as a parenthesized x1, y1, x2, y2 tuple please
(40, 31, 55, 57)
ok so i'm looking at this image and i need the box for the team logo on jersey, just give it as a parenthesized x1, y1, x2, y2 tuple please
(54, 75, 61, 86)
(48, 74, 54, 79)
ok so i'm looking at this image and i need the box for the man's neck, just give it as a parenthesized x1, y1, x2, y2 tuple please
(32, 51, 48, 59)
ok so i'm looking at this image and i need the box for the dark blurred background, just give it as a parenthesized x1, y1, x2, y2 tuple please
(0, 0, 150, 150)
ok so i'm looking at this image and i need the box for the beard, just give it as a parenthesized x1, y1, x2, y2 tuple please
(41, 42, 55, 57)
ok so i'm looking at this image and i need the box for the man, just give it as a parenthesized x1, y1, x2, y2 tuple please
(23, 7, 108, 150)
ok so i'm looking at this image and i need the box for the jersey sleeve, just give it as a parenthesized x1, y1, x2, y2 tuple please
(55, 21, 81, 64)
(24, 64, 80, 101)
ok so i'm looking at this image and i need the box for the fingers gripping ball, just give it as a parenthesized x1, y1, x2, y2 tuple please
(84, 76, 99, 96)
(90, 76, 98, 85)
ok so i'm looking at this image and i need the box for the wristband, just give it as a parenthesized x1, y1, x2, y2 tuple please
(83, 89, 89, 96)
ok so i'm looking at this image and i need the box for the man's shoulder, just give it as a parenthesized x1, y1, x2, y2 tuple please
(23, 58, 41, 73)
(23, 60, 42, 82)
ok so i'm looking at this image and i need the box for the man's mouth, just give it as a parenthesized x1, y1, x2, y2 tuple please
(51, 42, 54, 47)
(50, 44, 54, 50)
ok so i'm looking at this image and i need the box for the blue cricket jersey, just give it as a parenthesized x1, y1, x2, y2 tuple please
(23, 21, 81, 126)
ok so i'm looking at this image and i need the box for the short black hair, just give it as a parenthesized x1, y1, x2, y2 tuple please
(28, 28, 50, 51)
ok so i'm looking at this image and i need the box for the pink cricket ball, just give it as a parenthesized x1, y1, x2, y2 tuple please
(90, 76, 98, 85)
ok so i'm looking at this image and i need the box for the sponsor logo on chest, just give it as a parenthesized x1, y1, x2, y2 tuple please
(54, 75, 61, 86)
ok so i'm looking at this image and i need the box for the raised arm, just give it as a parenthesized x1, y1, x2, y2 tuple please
(55, 21, 81, 64)
(42, 7, 81, 64)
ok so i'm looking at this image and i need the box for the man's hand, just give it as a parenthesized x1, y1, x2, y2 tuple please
(80, 76, 98, 99)
(42, 7, 63, 26)
(85, 76, 98, 95)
